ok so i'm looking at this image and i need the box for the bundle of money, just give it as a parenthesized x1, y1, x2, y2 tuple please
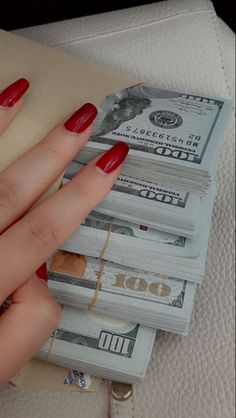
(60, 184, 215, 283)
(64, 163, 202, 238)
(37, 306, 156, 383)
(77, 83, 231, 195)
(47, 250, 196, 335)
(40, 83, 231, 383)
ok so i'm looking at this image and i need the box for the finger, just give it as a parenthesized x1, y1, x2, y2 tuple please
(0, 78, 30, 136)
(0, 275, 61, 386)
(0, 103, 97, 233)
(0, 142, 129, 301)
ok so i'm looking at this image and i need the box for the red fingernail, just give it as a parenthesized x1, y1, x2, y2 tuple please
(0, 78, 30, 107)
(96, 141, 129, 174)
(36, 263, 48, 282)
(64, 103, 97, 134)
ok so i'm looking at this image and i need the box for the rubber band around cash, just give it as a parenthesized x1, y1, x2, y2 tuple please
(88, 217, 114, 310)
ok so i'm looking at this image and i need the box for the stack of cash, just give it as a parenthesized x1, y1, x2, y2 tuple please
(64, 164, 201, 238)
(37, 306, 156, 383)
(40, 84, 231, 383)
(60, 183, 215, 283)
(78, 83, 231, 195)
(47, 251, 196, 335)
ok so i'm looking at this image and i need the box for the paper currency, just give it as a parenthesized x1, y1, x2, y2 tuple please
(64, 163, 202, 238)
(61, 183, 216, 282)
(37, 83, 228, 383)
(77, 83, 231, 195)
(47, 250, 196, 335)
(64, 370, 95, 389)
(37, 306, 156, 383)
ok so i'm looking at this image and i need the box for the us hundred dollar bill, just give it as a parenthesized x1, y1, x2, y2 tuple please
(64, 161, 201, 237)
(61, 182, 215, 281)
(47, 250, 196, 334)
(37, 306, 156, 383)
(65, 161, 191, 209)
(77, 83, 232, 193)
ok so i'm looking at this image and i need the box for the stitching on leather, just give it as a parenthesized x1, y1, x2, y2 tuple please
(206, 0, 232, 98)
(131, 390, 135, 418)
(51, 8, 210, 47)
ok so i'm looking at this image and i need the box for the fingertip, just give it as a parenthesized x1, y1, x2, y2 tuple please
(0, 78, 30, 108)
(95, 141, 129, 174)
(64, 103, 97, 134)
(35, 263, 48, 283)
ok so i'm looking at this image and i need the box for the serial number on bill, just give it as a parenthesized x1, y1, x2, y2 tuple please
(124, 126, 201, 141)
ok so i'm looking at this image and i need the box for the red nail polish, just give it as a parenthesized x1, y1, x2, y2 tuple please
(0, 78, 30, 107)
(96, 141, 129, 174)
(36, 263, 48, 282)
(64, 103, 97, 133)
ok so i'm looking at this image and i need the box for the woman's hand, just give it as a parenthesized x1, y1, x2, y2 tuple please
(0, 78, 129, 386)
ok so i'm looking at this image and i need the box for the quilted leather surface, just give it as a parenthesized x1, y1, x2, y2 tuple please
(0, 1, 234, 417)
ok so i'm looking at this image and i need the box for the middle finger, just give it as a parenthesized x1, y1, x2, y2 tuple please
(0, 103, 97, 233)
(0, 141, 129, 302)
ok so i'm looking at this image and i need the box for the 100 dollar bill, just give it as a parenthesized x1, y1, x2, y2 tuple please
(64, 161, 191, 210)
(37, 306, 156, 382)
(87, 83, 231, 168)
(79, 211, 203, 258)
(48, 250, 189, 308)
(47, 250, 197, 336)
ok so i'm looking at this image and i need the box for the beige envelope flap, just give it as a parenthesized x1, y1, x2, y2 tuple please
(11, 359, 102, 392)
(0, 29, 138, 390)
(0, 29, 138, 173)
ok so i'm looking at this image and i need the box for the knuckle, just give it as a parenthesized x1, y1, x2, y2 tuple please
(39, 298, 62, 328)
(70, 178, 91, 200)
(28, 216, 58, 249)
(0, 178, 19, 212)
(40, 139, 64, 162)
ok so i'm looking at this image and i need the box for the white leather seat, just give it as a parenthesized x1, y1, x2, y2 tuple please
(1, 1, 234, 417)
